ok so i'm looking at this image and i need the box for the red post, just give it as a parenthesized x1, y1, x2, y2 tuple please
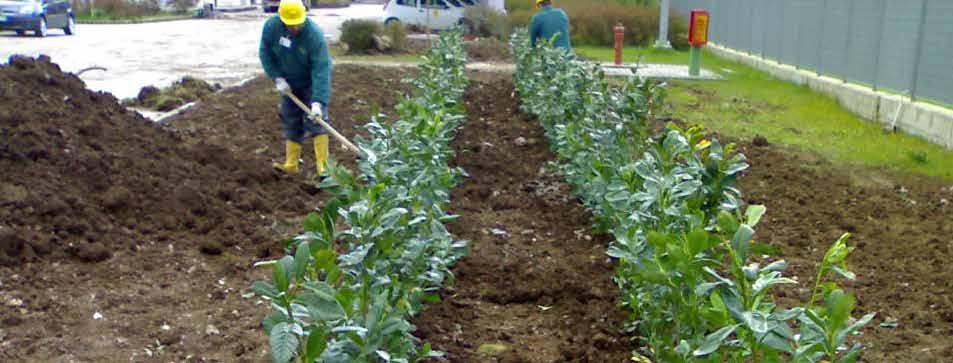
(614, 23, 625, 65)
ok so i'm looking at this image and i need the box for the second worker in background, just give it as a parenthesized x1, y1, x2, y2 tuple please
(530, 0, 572, 51)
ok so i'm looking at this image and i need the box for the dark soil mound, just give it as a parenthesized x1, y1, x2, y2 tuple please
(126, 76, 222, 111)
(0, 56, 309, 265)
(465, 38, 511, 63)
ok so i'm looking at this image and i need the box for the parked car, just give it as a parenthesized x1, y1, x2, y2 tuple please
(0, 0, 75, 37)
(382, 0, 503, 30)
(382, 0, 465, 30)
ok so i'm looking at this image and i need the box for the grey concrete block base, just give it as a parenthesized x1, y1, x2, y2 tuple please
(708, 45, 953, 150)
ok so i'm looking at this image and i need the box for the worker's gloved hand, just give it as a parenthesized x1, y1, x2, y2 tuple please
(310, 102, 324, 120)
(274, 77, 290, 94)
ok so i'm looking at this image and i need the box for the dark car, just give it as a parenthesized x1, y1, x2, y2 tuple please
(0, 0, 75, 37)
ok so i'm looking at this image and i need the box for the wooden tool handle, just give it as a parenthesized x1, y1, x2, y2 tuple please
(284, 91, 361, 155)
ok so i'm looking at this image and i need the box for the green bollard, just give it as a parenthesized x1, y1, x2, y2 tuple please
(689, 45, 701, 77)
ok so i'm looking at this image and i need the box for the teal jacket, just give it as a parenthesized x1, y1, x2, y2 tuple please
(530, 5, 571, 50)
(259, 17, 333, 105)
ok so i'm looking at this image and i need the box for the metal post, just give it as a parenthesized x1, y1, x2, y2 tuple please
(843, 0, 854, 83)
(761, 0, 768, 60)
(818, 0, 828, 76)
(871, 0, 887, 92)
(909, 0, 929, 102)
(778, 0, 785, 64)
(795, 2, 803, 70)
(748, 0, 755, 56)
(690, 45, 701, 76)
(656, 0, 672, 48)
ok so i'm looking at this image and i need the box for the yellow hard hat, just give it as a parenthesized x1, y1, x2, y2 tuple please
(279, 0, 307, 26)
(535, 0, 549, 8)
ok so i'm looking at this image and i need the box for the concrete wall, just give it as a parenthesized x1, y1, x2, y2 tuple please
(708, 44, 953, 150)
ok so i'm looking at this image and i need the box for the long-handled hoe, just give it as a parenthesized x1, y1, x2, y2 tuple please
(282, 90, 361, 155)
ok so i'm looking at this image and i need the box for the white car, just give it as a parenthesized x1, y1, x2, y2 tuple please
(383, 0, 465, 30)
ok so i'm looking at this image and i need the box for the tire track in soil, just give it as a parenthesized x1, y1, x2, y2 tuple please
(414, 73, 631, 362)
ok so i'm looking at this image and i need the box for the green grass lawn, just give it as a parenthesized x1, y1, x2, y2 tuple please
(576, 45, 690, 66)
(580, 45, 953, 181)
(329, 45, 423, 63)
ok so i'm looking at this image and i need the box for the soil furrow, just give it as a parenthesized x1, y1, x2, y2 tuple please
(413, 73, 631, 362)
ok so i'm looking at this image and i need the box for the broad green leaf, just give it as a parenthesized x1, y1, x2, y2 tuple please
(675, 340, 691, 356)
(695, 282, 724, 297)
(273, 258, 291, 294)
(745, 205, 767, 227)
(303, 328, 328, 363)
(717, 210, 740, 235)
(762, 260, 788, 273)
(831, 266, 857, 280)
(793, 341, 823, 360)
(302, 212, 322, 233)
(835, 312, 876, 345)
(606, 245, 635, 261)
(759, 329, 794, 354)
(646, 231, 669, 249)
(742, 310, 771, 334)
(263, 312, 290, 334)
(269, 322, 300, 363)
(693, 323, 740, 356)
(251, 281, 280, 300)
(752, 275, 797, 296)
(837, 343, 866, 363)
(301, 284, 346, 321)
(293, 242, 310, 280)
(312, 249, 337, 272)
(731, 225, 755, 263)
(687, 228, 716, 256)
(825, 289, 855, 330)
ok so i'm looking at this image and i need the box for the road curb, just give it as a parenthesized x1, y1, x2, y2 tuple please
(77, 15, 195, 25)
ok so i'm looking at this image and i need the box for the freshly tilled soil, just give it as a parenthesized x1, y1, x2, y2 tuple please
(0, 55, 949, 362)
(739, 141, 953, 362)
(0, 58, 414, 361)
(413, 72, 632, 362)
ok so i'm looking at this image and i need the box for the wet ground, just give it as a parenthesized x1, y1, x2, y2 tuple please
(0, 5, 384, 99)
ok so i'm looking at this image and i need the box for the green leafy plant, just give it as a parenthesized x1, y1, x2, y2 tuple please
(252, 29, 468, 362)
(511, 29, 873, 362)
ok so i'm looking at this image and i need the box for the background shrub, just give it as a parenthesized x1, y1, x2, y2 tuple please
(170, 0, 196, 13)
(70, 0, 161, 18)
(340, 19, 382, 54)
(462, 5, 509, 40)
(382, 21, 409, 53)
(340, 19, 411, 54)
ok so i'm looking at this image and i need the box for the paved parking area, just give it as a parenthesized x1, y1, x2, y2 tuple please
(0, 5, 383, 99)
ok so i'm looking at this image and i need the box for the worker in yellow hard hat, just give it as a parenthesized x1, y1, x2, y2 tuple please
(259, 0, 334, 180)
(530, 0, 572, 50)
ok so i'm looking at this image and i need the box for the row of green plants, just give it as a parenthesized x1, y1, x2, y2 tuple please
(250, 29, 468, 362)
(511, 30, 875, 362)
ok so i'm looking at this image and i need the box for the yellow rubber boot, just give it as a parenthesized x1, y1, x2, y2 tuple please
(273, 140, 301, 174)
(314, 134, 329, 177)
